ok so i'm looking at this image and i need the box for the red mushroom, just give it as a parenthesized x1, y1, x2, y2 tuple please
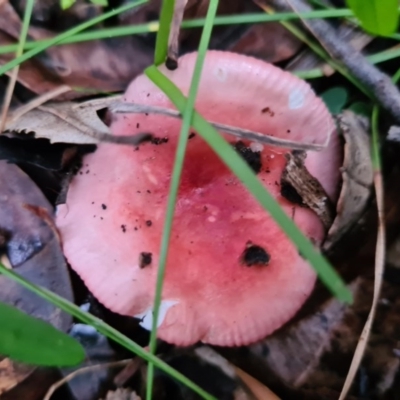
(56, 51, 341, 346)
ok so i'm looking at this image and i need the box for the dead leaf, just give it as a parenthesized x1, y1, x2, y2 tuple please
(324, 111, 373, 251)
(0, 0, 153, 100)
(234, 367, 281, 400)
(227, 21, 302, 63)
(0, 160, 74, 399)
(4, 97, 114, 143)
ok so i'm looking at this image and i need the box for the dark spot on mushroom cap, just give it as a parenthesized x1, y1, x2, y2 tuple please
(139, 252, 152, 268)
(261, 107, 275, 116)
(241, 243, 270, 267)
(280, 180, 304, 206)
(151, 137, 169, 145)
(233, 141, 262, 174)
(101, 204, 107, 210)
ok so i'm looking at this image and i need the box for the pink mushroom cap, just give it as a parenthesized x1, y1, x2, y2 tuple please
(56, 51, 341, 346)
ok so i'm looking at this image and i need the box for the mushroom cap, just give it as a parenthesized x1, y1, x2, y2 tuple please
(56, 51, 341, 346)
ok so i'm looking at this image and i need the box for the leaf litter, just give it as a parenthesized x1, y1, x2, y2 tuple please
(1, 0, 400, 399)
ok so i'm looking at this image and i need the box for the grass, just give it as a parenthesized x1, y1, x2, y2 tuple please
(0, 8, 372, 56)
(0, 0, 392, 397)
(145, 1, 220, 398)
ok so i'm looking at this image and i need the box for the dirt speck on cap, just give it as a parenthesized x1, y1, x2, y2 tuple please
(240, 242, 270, 267)
(233, 141, 262, 174)
(139, 252, 152, 268)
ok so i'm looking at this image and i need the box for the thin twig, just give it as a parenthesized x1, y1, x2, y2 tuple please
(338, 106, 386, 399)
(43, 359, 132, 400)
(0, 68, 21, 132)
(167, 0, 188, 69)
(110, 101, 327, 151)
(267, 0, 400, 123)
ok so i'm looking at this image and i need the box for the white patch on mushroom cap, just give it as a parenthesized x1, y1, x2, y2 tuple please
(250, 142, 264, 152)
(142, 165, 158, 185)
(134, 300, 178, 331)
(214, 67, 227, 82)
(288, 88, 305, 109)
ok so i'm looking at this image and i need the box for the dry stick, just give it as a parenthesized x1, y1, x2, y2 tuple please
(338, 173, 385, 399)
(267, 0, 400, 123)
(110, 101, 327, 151)
(0, 67, 21, 132)
(167, 0, 188, 69)
(43, 359, 132, 400)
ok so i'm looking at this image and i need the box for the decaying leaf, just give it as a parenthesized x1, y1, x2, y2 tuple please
(324, 111, 374, 251)
(4, 96, 117, 144)
(0, 0, 155, 99)
(227, 21, 302, 63)
(3, 96, 152, 148)
(0, 160, 74, 399)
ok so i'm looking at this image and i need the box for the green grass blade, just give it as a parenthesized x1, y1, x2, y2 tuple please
(145, 65, 352, 303)
(0, 301, 85, 366)
(371, 105, 381, 170)
(145, 1, 219, 399)
(154, 0, 176, 65)
(0, 9, 358, 56)
(61, 0, 76, 10)
(0, 263, 216, 400)
(0, 0, 148, 77)
(17, 0, 34, 60)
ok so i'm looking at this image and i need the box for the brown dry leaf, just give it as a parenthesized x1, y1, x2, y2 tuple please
(0, 0, 153, 99)
(0, 160, 73, 399)
(234, 367, 281, 400)
(324, 110, 373, 251)
(0, 358, 31, 394)
(0, 1, 75, 97)
(4, 96, 119, 144)
(227, 21, 302, 63)
(339, 123, 386, 398)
